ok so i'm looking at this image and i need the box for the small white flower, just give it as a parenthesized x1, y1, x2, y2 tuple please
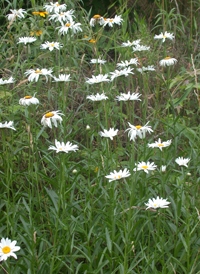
(161, 165, 166, 172)
(7, 9, 27, 21)
(86, 74, 110, 84)
(0, 238, 20, 261)
(105, 168, 131, 182)
(19, 94, 39, 106)
(49, 11, 75, 23)
(121, 39, 141, 47)
(117, 58, 139, 68)
(86, 125, 90, 130)
(159, 57, 177, 67)
(72, 169, 78, 173)
(99, 128, 118, 140)
(53, 74, 71, 82)
(148, 138, 171, 151)
(44, 2, 67, 13)
(0, 121, 16, 130)
(24, 68, 53, 82)
(40, 41, 63, 51)
(137, 65, 155, 73)
(125, 121, 153, 141)
(57, 21, 82, 35)
(48, 139, 78, 153)
(132, 44, 150, 52)
(90, 58, 106, 64)
(116, 91, 141, 101)
(102, 15, 123, 27)
(87, 93, 108, 101)
(145, 196, 170, 210)
(89, 14, 104, 27)
(18, 37, 37, 45)
(0, 77, 15, 85)
(110, 67, 134, 81)
(134, 161, 157, 174)
(154, 31, 174, 42)
(175, 157, 190, 167)
(41, 110, 64, 128)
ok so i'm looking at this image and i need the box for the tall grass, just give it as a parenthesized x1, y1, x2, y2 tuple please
(0, 0, 200, 273)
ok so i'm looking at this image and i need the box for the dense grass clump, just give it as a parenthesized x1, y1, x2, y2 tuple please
(0, 0, 200, 273)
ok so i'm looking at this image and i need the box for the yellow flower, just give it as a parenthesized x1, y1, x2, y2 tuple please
(32, 11, 49, 17)
(30, 30, 43, 36)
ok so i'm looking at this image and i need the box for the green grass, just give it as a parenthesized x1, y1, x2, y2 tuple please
(0, 0, 200, 273)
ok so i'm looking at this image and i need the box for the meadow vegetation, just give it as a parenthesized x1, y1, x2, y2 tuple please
(0, 0, 200, 273)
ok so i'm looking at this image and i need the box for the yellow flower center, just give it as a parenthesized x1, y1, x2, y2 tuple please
(142, 166, 148, 169)
(56, 3, 60, 6)
(163, 35, 166, 37)
(135, 125, 142, 129)
(109, 19, 114, 22)
(59, 148, 62, 150)
(158, 144, 164, 147)
(2, 246, 11, 254)
(118, 175, 121, 179)
(66, 23, 71, 27)
(153, 204, 157, 207)
(45, 112, 54, 118)
(60, 13, 64, 15)
(35, 70, 42, 73)
(25, 96, 32, 99)
(36, 30, 42, 36)
(164, 57, 171, 59)
(93, 14, 101, 19)
(88, 39, 96, 43)
(51, 44, 54, 47)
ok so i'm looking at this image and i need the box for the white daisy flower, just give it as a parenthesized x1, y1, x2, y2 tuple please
(49, 10, 75, 23)
(19, 94, 39, 106)
(41, 110, 64, 128)
(85, 74, 110, 84)
(133, 161, 157, 173)
(132, 44, 150, 52)
(159, 57, 177, 67)
(0, 238, 20, 261)
(175, 157, 190, 167)
(137, 65, 155, 73)
(18, 37, 37, 45)
(57, 21, 82, 35)
(121, 39, 141, 47)
(0, 121, 16, 130)
(117, 58, 139, 68)
(148, 138, 172, 151)
(125, 121, 153, 142)
(87, 93, 108, 101)
(89, 14, 104, 27)
(110, 67, 134, 81)
(90, 58, 106, 64)
(161, 165, 166, 172)
(116, 91, 141, 101)
(0, 77, 15, 85)
(7, 9, 27, 21)
(154, 31, 174, 42)
(40, 41, 63, 51)
(53, 74, 71, 82)
(105, 168, 131, 182)
(24, 68, 53, 82)
(99, 128, 118, 140)
(101, 15, 123, 27)
(145, 196, 170, 210)
(48, 139, 78, 153)
(44, 2, 66, 13)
